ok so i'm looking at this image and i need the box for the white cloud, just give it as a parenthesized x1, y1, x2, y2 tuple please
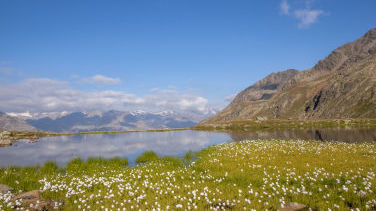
(280, 0, 325, 28)
(294, 9, 324, 28)
(0, 78, 213, 116)
(143, 88, 211, 114)
(83, 74, 121, 85)
(280, 0, 290, 15)
(0, 78, 140, 112)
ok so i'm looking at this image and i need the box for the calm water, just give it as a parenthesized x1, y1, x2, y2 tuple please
(0, 128, 375, 167)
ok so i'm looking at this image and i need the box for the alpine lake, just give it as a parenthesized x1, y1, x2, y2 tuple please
(1, 127, 375, 167)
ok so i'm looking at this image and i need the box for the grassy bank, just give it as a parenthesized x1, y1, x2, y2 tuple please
(194, 119, 376, 131)
(1, 139, 376, 210)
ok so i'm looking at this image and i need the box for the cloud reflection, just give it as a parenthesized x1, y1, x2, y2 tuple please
(0, 131, 230, 166)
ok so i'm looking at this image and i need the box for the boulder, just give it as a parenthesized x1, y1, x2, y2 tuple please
(278, 202, 308, 211)
(0, 138, 12, 146)
(12, 190, 41, 205)
(0, 131, 13, 146)
(32, 200, 61, 211)
(11, 190, 62, 210)
(0, 131, 11, 137)
(257, 116, 269, 121)
(28, 135, 39, 143)
(0, 184, 13, 194)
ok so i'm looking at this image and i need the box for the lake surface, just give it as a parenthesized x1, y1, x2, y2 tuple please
(0, 128, 375, 167)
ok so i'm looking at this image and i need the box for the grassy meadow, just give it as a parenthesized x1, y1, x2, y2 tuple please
(0, 139, 376, 210)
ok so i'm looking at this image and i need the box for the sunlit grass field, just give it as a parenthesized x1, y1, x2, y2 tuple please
(1, 139, 376, 210)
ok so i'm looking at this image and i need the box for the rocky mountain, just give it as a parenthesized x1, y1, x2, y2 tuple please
(22, 110, 198, 132)
(0, 112, 36, 131)
(202, 28, 376, 124)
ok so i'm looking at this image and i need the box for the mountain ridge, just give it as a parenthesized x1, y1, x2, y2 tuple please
(0, 112, 36, 131)
(201, 28, 376, 124)
(19, 110, 199, 132)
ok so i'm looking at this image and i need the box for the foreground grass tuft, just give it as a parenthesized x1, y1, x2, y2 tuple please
(0, 140, 375, 210)
(135, 151, 159, 164)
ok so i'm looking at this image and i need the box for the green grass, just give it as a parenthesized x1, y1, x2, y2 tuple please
(1, 140, 376, 210)
(135, 151, 159, 164)
(194, 119, 376, 131)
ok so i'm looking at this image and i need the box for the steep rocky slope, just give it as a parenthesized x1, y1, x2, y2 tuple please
(202, 28, 376, 124)
(0, 112, 36, 131)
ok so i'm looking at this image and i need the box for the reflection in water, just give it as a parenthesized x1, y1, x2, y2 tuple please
(228, 128, 376, 143)
(0, 128, 375, 167)
(0, 131, 230, 167)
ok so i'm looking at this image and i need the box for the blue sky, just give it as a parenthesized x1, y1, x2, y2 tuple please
(0, 0, 375, 114)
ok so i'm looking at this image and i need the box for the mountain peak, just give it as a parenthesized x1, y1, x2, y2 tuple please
(130, 110, 147, 116)
(364, 27, 376, 39)
(0, 112, 36, 131)
(201, 28, 376, 124)
(312, 28, 376, 73)
(20, 110, 201, 132)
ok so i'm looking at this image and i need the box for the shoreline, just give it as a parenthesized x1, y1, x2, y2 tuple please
(1, 118, 376, 146)
(193, 118, 376, 130)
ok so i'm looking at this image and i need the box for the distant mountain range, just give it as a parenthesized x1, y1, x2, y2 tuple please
(1, 110, 216, 132)
(0, 112, 36, 131)
(202, 28, 376, 124)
